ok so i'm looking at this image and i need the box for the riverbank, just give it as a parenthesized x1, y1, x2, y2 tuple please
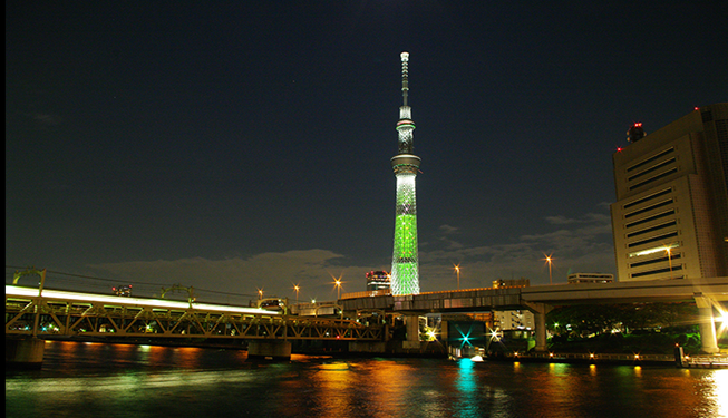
(482, 349, 728, 368)
(486, 350, 676, 366)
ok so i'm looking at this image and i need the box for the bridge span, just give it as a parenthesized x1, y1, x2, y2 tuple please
(340, 277, 728, 353)
(5, 283, 384, 367)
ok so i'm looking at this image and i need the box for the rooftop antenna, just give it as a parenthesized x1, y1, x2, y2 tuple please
(400, 51, 409, 106)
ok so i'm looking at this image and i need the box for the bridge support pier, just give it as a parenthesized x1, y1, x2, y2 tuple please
(694, 296, 719, 354)
(247, 340, 292, 361)
(524, 302, 552, 352)
(6, 338, 45, 370)
(402, 314, 421, 350)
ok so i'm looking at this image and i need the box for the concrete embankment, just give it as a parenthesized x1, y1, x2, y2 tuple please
(486, 350, 728, 368)
(487, 351, 676, 366)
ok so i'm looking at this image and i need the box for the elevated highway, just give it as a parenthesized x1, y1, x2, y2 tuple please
(340, 277, 728, 353)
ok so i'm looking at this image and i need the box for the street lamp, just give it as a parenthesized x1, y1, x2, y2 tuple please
(293, 284, 300, 301)
(666, 247, 673, 278)
(453, 264, 461, 290)
(334, 279, 342, 300)
(330, 272, 344, 300)
(258, 288, 263, 300)
(543, 254, 553, 285)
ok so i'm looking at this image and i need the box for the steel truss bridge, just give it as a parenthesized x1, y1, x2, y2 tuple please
(5, 285, 384, 343)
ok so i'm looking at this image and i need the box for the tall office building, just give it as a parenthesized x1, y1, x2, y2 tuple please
(610, 103, 728, 282)
(390, 52, 421, 295)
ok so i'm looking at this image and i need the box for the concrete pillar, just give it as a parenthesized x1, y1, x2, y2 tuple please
(6, 338, 45, 370)
(694, 297, 719, 354)
(524, 302, 552, 352)
(402, 314, 421, 350)
(247, 340, 292, 360)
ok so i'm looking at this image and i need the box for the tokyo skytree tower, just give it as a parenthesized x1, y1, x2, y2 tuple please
(390, 51, 421, 295)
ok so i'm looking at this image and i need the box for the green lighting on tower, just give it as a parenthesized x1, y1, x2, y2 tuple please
(390, 51, 421, 295)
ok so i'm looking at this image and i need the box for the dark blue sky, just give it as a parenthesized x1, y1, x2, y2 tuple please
(6, 1, 727, 303)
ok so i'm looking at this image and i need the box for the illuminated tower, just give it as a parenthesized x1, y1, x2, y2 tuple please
(390, 51, 421, 295)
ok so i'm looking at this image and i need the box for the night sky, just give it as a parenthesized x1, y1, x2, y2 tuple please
(6, 1, 728, 304)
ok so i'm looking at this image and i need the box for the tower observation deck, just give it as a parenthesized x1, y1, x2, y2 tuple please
(390, 51, 421, 295)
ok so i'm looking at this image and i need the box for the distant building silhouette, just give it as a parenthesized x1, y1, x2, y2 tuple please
(492, 279, 530, 288)
(611, 103, 728, 281)
(366, 271, 390, 292)
(567, 273, 614, 284)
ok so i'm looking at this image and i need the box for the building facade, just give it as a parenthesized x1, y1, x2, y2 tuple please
(611, 104, 728, 282)
(494, 310, 534, 331)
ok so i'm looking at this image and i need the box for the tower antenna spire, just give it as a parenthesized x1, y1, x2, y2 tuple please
(400, 51, 409, 107)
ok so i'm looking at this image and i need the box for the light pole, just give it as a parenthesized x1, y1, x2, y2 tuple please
(258, 288, 263, 300)
(453, 264, 460, 290)
(543, 254, 553, 285)
(335, 279, 342, 300)
(293, 284, 300, 301)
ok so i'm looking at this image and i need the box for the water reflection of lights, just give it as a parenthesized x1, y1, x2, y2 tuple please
(456, 358, 478, 410)
(712, 370, 728, 417)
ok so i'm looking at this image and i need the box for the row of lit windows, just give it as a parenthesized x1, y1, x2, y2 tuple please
(567, 274, 613, 279)
(630, 253, 681, 269)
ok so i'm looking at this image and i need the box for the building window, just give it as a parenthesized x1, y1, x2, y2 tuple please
(631, 264, 683, 278)
(624, 198, 673, 218)
(627, 231, 679, 248)
(627, 148, 674, 172)
(629, 167, 679, 191)
(627, 220, 678, 238)
(628, 158, 677, 182)
(625, 209, 675, 228)
(630, 253, 681, 268)
(623, 188, 673, 209)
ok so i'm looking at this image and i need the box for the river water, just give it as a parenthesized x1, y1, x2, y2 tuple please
(5, 340, 727, 418)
